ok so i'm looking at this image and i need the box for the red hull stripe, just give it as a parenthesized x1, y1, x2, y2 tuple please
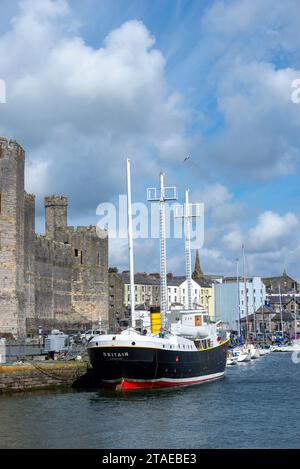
(116, 373, 224, 390)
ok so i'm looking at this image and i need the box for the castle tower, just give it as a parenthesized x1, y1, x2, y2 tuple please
(45, 195, 68, 240)
(0, 137, 26, 338)
(192, 249, 204, 279)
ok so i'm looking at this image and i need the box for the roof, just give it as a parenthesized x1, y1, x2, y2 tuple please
(135, 303, 150, 311)
(272, 312, 295, 322)
(255, 304, 276, 314)
(267, 296, 299, 306)
(167, 276, 186, 286)
(194, 278, 213, 288)
(119, 272, 160, 286)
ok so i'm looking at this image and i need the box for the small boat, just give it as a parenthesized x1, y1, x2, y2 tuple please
(226, 357, 237, 366)
(236, 347, 251, 362)
(277, 342, 300, 352)
(249, 344, 260, 359)
(271, 344, 291, 352)
(226, 351, 238, 366)
(259, 346, 270, 356)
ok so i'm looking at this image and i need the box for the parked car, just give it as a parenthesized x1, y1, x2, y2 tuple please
(68, 331, 82, 344)
(82, 329, 106, 343)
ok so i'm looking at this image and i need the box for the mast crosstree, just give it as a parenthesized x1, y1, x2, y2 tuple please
(147, 173, 177, 332)
(174, 190, 202, 310)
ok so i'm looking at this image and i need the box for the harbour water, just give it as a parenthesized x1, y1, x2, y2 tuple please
(0, 353, 299, 449)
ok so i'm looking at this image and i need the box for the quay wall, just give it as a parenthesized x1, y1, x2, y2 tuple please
(0, 361, 88, 393)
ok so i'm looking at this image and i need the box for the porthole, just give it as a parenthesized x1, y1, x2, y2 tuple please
(132, 341, 136, 346)
(112, 336, 116, 340)
(96, 342, 98, 346)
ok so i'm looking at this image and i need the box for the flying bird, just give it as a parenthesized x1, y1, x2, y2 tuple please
(183, 156, 191, 162)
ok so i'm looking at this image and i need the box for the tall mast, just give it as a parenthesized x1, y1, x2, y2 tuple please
(242, 244, 249, 342)
(174, 190, 202, 310)
(294, 282, 297, 341)
(126, 159, 135, 328)
(278, 284, 284, 339)
(159, 172, 167, 326)
(236, 258, 241, 338)
(184, 190, 192, 309)
(147, 173, 177, 333)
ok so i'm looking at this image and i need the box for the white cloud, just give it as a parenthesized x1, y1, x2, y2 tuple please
(248, 211, 299, 252)
(0, 1, 192, 211)
(195, 183, 244, 223)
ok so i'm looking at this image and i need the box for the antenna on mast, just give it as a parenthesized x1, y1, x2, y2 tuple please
(147, 173, 177, 333)
(174, 190, 202, 310)
(127, 159, 135, 328)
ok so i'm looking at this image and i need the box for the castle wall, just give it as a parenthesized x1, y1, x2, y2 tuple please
(29, 236, 72, 333)
(24, 192, 35, 323)
(0, 138, 25, 338)
(65, 226, 109, 326)
(0, 137, 109, 337)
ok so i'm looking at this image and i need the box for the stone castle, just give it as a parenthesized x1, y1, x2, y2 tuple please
(0, 137, 108, 339)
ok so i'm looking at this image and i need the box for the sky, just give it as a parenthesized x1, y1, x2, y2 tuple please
(0, 0, 300, 278)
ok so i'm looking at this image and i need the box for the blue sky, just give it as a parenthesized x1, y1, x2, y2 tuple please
(0, 0, 300, 278)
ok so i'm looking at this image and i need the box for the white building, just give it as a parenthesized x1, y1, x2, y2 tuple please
(214, 277, 266, 329)
(166, 276, 207, 310)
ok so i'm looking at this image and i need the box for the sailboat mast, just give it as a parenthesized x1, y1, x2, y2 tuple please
(294, 283, 297, 340)
(184, 190, 192, 310)
(242, 244, 249, 342)
(278, 284, 284, 339)
(236, 258, 241, 338)
(126, 159, 135, 328)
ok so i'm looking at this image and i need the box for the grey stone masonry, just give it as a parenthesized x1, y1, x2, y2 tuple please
(45, 195, 68, 240)
(0, 137, 109, 338)
(0, 138, 26, 338)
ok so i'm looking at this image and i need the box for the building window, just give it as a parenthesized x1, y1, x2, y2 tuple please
(74, 249, 79, 257)
(0, 193, 2, 214)
(80, 251, 83, 264)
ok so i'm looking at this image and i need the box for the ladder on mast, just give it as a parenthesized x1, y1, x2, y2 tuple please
(147, 173, 177, 333)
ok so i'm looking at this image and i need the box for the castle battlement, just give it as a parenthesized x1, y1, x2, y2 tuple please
(44, 195, 68, 207)
(0, 136, 25, 157)
(25, 192, 35, 203)
(65, 225, 102, 235)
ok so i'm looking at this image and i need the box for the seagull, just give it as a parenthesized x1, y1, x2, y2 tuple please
(183, 156, 191, 162)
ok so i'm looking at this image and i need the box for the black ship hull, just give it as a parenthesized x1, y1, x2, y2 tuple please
(88, 340, 229, 389)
